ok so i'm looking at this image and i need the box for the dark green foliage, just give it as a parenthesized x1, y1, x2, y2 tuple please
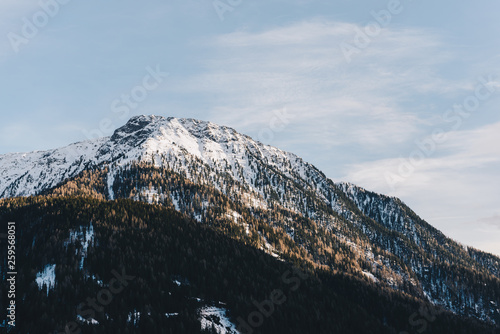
(38, 163, 500, 326)
(0, 197, 498, 333)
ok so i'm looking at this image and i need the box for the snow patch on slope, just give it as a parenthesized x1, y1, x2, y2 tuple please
(77, 315, 99, 325)
(66, 223, 94, 270)
(199, 306, 238, 334)
(362, 271, 378, 283)
(35, 264, 56, 295)
(107, 170, 115, 200)
(127, 310, 141, 326)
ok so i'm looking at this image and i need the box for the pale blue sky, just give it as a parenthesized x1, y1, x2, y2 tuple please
(1, 0, 499, 255)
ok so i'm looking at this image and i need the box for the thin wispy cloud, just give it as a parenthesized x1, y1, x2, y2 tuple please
(476, 215, 500, 230)
(344, 121, 500, 189)
(174, 19, 452, 152)
(343, 120, 500, 253)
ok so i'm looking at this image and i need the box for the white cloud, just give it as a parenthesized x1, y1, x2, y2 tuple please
(476, 215, 500, 229)
(342, 121, 500, 255)
(453, 215, 500, 256)
(343, 121, 500, 191)
(173, 19, 457, 151)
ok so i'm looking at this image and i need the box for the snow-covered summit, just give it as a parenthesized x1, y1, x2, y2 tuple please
(0, 115, 319, 201)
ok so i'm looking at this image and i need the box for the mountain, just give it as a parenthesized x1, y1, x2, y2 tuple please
(1, 115, 499, 332)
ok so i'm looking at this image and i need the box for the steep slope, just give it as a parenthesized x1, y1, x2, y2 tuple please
(0, 137, 107, 198)
(1, 197, 499, 334)
(1, 115, 499, 325)
(340, 183, 500, 318)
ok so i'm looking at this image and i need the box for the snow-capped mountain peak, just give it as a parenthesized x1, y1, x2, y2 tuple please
(1, 115, 499, 325)
(0, 115, 308, 200)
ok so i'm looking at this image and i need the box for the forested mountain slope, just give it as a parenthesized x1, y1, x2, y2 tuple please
(1, 115, 499, 329)
(1, 197, 498, 333)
